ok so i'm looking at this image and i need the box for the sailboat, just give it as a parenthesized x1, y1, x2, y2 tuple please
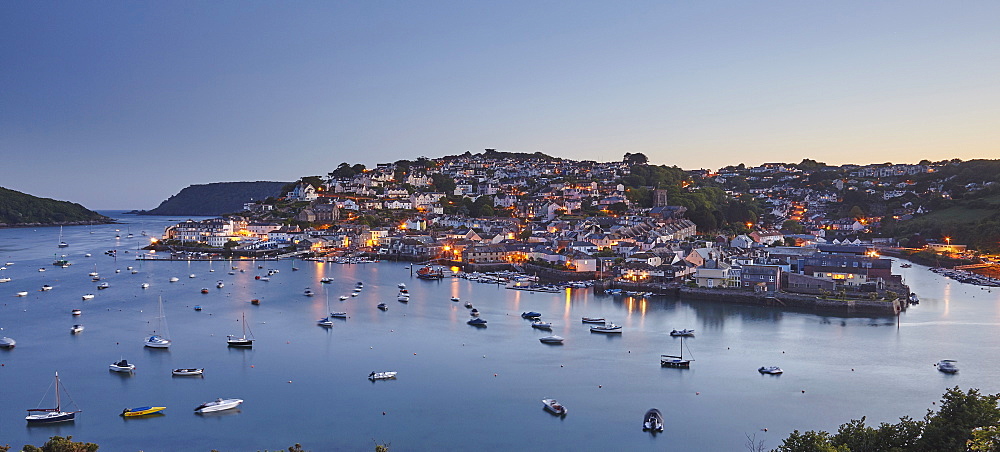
(26, 371, 81, 423)
(227, 312, 254, 347)
(144, 296, 171, 348)
(660, 335, 693, 368)
(317, 287, 334, 326)
(57, 226, 68, 248)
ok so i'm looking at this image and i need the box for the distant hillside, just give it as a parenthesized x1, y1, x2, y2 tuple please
(138, 182, 288, 216)
(0, 186, 111, 226)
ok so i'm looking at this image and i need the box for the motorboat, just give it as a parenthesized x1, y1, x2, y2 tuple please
(581, 317, 605, 323)
(356, 281, 364, 288)
(397, 293, 410, 302)
(141, 283, 149, 289)
(97, 282, 110, 290)
(194, 305, 202, 311)
(467, 318, 487, 326)
(353, 287, 362, 293)
(451, 297, 460, 302)
(470, 308, 480, 316)
(0, 336, 15, 348)
(217, 281, 225, 289)
(330, 312, 347, 318)
(26, 372, 80, 424)
(670, 329, 695, 337)
(16, 291, 29, 297)
(590, 323, 622, 333)
(377, 303, 388, 311)
(542, 398, 567, 416)
(643, 408, 664, 432)
(41, 285, 53, 291)
(38, 268, 45, 272)
(251, 299, 261, 305)
(81, 294, 95, 300)
(172, 368, 204, 376)
(189, 274, 196, 278)
(227, 313, 254, 347)
(539, 335, 564, 344)
(110, 359, 136, 373)
(255, 276, 269, 281)
(320, 277, 333, 284)
(71, 324, 84, 333)
(398, 283, 406, 289)
(758, 366, 783, 375)
(169, 277, 179, 282)
(937, 360, 959, 373)
(194, 398, 243, 413)
(92, 276, 101, 282)
(339, 295, 349, 301)
(464, 302, 473, 308)
(351, 292, 359, 297)
(304, 289, 314, 297)
(368, 371, 397, 381)
(201, 288, 209, 294)
(121, 406, 165, 417)
(131, 269, 138, 274)
(531, 321, 552, 330)
(521, 311, 542, 319)
(72, 309, 82, 315)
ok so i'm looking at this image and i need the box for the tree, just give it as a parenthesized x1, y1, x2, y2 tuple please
(917, 387, 1000, 451)
(623, 152, 649, 165)
(21, 436, 99, 452)
(774, 430, 844, 451)
(430, 174, 456, 194)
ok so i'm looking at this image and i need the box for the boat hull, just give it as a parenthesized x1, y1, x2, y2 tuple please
(122, 406, 166, 417)
(195, 399, 242, 413)
(172, 368, 204, 376)
(26, 411, 76, 424)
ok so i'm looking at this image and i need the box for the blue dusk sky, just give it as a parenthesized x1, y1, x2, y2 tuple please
(2, 1, 998, 209)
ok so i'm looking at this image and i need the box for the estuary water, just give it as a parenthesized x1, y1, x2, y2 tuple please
(1, 213, 999, 451)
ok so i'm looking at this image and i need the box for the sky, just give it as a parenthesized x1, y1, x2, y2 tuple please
(2, 1, 998, 209)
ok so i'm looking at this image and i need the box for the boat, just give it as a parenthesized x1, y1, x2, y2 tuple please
(26, 372, 80, 424)
(377, 303, 388, 311)
(51, 257, 70, 267)
(356, 281, 364, 288)
(97, 282, 110, 290)
(521, 311, 542, 319)
(250, 298, 260, 305)
(900, 263, 912, 268)
(141, 283, 149, 289)
(330, 312, 347, 318)
(71, 324, 84, 333)
(464, 301, 473, 308)
(531, 321, 552, 330)
(0, 336, 15, 348)
(255, 276, 269, 281)
(416, 265, 444, 280)
(758, 366, 783, 375)
(590, 323, 623, 334)
(451, 297, 460, 302)
(351, 292, 359, 297)
(38, 268, 45, 272)
(81, 294, 95, 300)
(189, 274, 196, 278)
(217, 281, 225, 289)
(57, 226, 69, 248)
(669, 329, 695, 337)
(661, 335, 693, 368)
(16, 291, 28, 297)
(72, 309, 82, 315)
(937, 359, 959, 373)
(368, 371, 397, 381)
(909, 293, 920, 304)
(120, 406, 165, 417)
(470, 308, 480, 316)
(317, 316, 334, 327)
(643, 408, 664, 432)
(542, 398, 567, 416)
(320, 277, 333, 284)
(398, 283, 406, 289)
(539, 335, 564, 344)
(194, 398, 243, 413)
(353, 287, 362, 293)
(41, 284, 53, 291)
(201, 288, 209, 294)
(169, 277, 179, 283)
(227, 312, 254, 347)
(193, 305, 202, 311)
(339, 295, 348, 300)
(467, 318, 487, 326)
(581, 317, 606, 323)
(172, 368, 204, 376)
(304, 288, 314, 297)
(144, 297, 171, 349)
(397, 293, 410, 302)
(109, 359, 135, 373)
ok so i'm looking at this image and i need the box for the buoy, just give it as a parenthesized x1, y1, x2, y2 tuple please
(382, 412, 386, 415)
(801, 390, 805, 393)
(413, 353, 417, 355)
(560, 365, 563, 367)
(696, 392, 700, 395)
(250, 365, 254, 368)
(494, 374, 497, 377)
(288, 380, 292, 383)
(598, 385, 602, 388)
(764, 428, 768, 432)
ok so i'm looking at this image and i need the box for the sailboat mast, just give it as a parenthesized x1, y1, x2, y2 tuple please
(55, 372, 61, 411)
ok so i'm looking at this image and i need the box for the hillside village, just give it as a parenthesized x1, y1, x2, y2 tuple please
(155, 151, 999, 302)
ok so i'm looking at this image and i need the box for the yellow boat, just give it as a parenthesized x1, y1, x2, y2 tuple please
(120, 406, 166, 417)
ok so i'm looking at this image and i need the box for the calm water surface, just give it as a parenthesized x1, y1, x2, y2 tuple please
(1, 213, 999, 451)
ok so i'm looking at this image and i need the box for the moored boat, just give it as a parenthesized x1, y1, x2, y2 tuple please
(109, 359, 135, 373)
(467, 317, 487, 326)
(72, 309, 82, 315)
(531, 321, 552, 330)
(26, 372, 80, 424)
(121, 406, 165, 417)
(936, 359, 959, 373)
(71, 324, 84, 333)
(581, 317, 605, 323)
(330, 312, 347, 318)
(539, 335, 564, 344)
(0, 336, 15, 348)
(368, 371, 397, 380)
(317, 317, 334, 327)
(172, 368, 204, 376)
(141, 283, 149, 289)
(169, 277, 179, 282)
(377, 303, 388, 311)
(194, 398, 242, 413)
(81, 294, 95, 300)
(201, 288, 209, 294)
(227, 313, 254, 347)
(542, 398, 567, 416)
(41, 285, 53, 291)
(661, 335, 693, 368)
(643, 408, 664, 432)
(97, 282, 109, 290)
(669, 329, 695, 337)
(590, 323, 622, 333)
(304, 288, 314, 297)
(451, 296, 460, 302)
(521, 311, 542, 319)
(16, 291, 29, 297)
(339, 295, 348, 300)
(470, 308, 480, 316)
(758, 366, 783, 375)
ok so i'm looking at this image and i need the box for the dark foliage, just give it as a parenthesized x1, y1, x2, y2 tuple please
(0, 187, 109, 225)
(143, 182, 288, 216)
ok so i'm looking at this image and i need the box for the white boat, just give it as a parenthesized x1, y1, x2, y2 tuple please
(661, 335, 693, 368)
(398, 283, 406, 289)
(451, 297, 460, 302)
(0, 336, 15, 348)
(70, 324, 84, 333)
(39, 285, 53, 291)
(937, 359, 959, 373)
(109, 359, 135, 373)
(368, 371, 397, 380)
(26, 372, 80, 424)
(464, 302, 473, 308)
(0, 277, 10, 283)
(643, 408, 664, 432)
(542, 398, 567, 416)
(330, 312, 347, 318)
(38, 268, 45, 272)
(227, 312, 254, 347)
(172, 368, 204, 376)
(669, 329, 695, 337)
(140, 283, 149, 289)
(189, 274, 196, 278)
(72, 309, 82, 315)
(81, 294, 95, 300)
(531, 321, 552, 330)
(16, 291, 28, 297)
(590, 323, 622, 333)
(169, 277, 179, 282)
(57, 226, 69, 248)
(397, 294, 410, 302)
(351, 292, 359, 297)
(97, 282, 109, 290)
(539, 335, 564, 344)
(194, 398, 243, 413)
(758, 366, 783, 375)
(470, 308, 480, 316)
(320, 277, 333, 284)
(217, 281, 225, 289)
(581, 317, 605, 323)
(144, 296, 171, 349)
(304, 288, 314, 297)
(339, 295, 348, 300)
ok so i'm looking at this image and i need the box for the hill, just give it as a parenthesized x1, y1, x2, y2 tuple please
(0, 186, 111, 226)
(138, 182, 288, 216)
